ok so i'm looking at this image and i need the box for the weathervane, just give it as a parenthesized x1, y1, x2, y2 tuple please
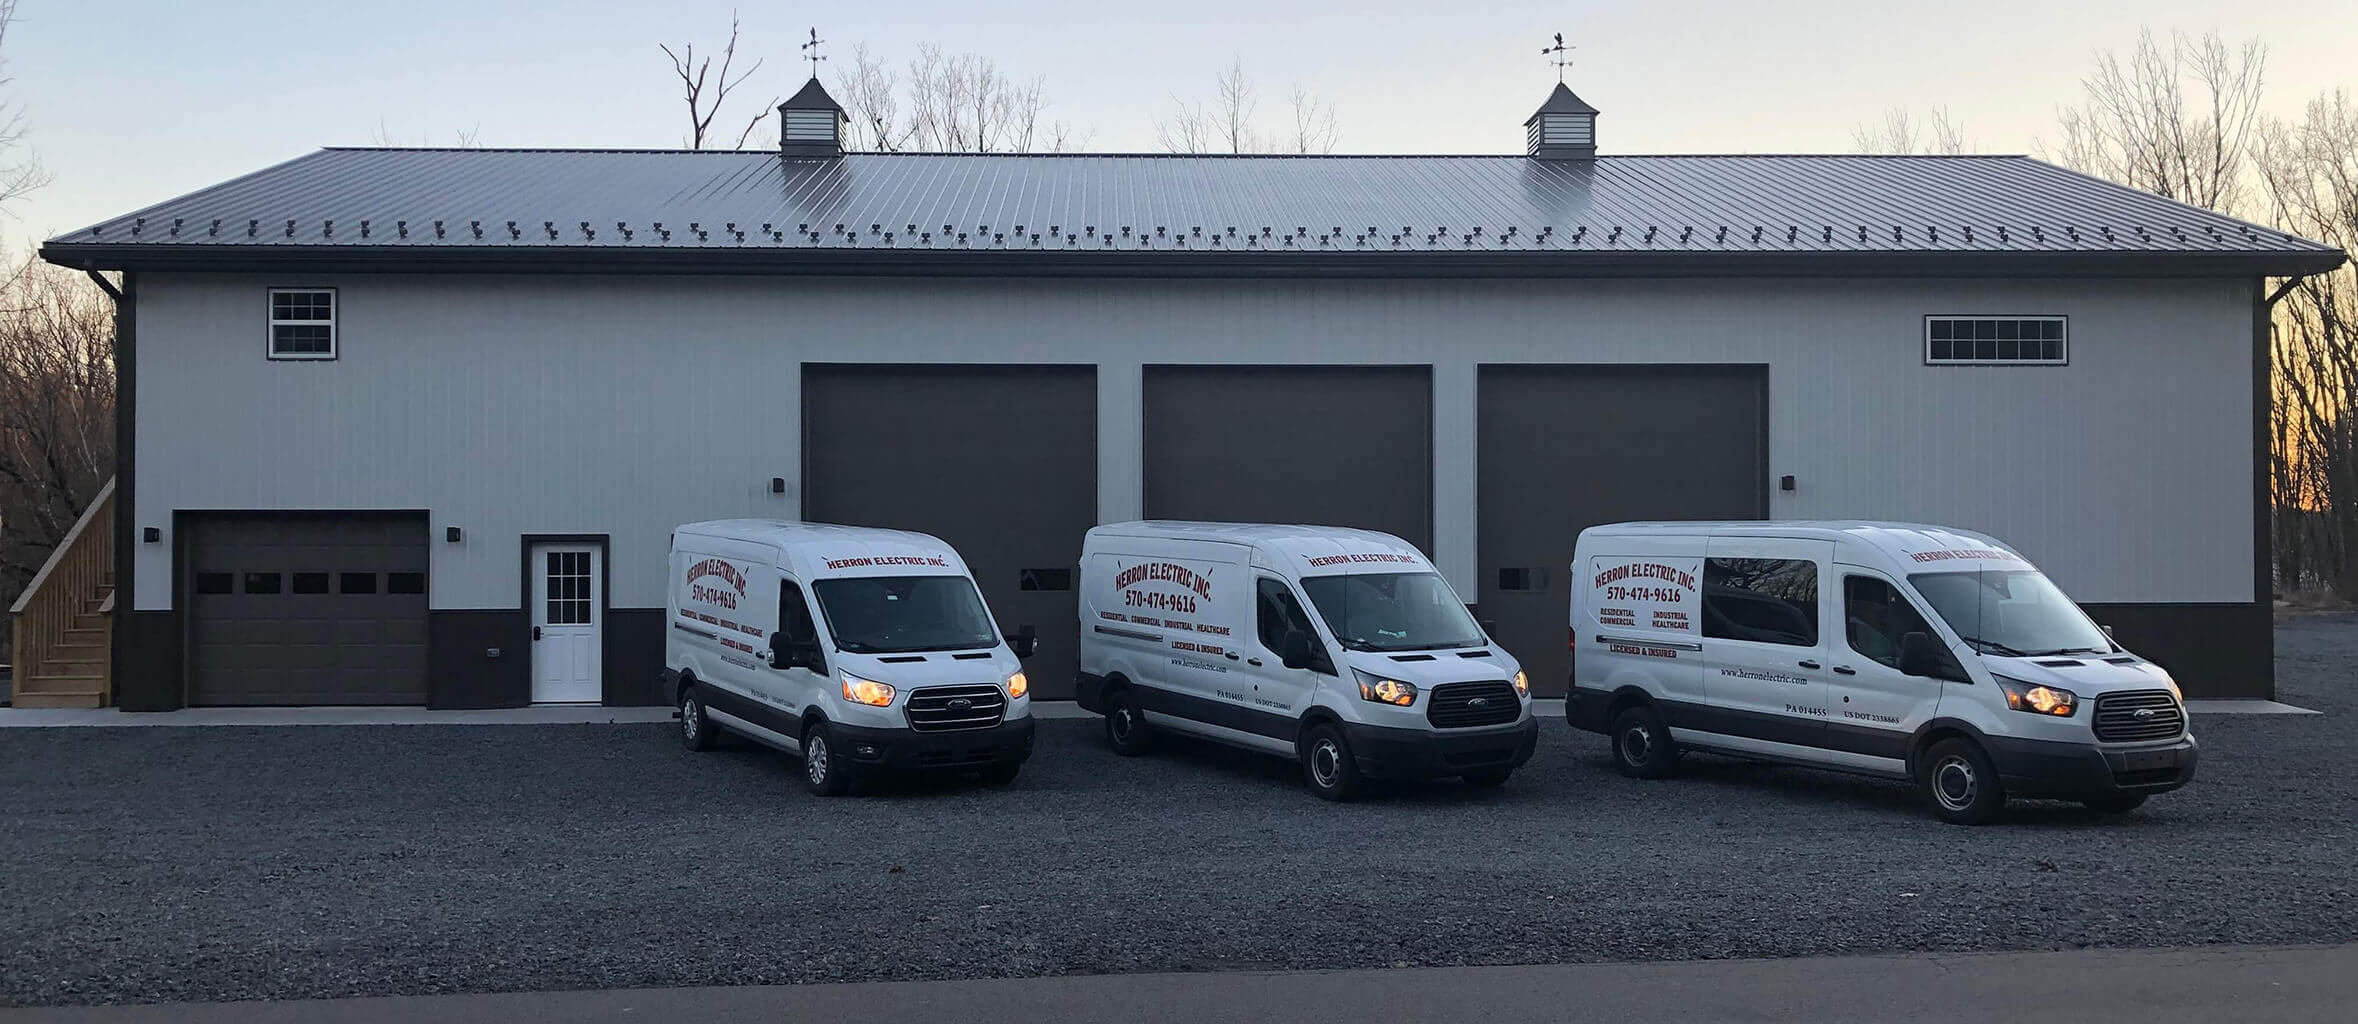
(802, 26, 827, 78)
(1542, 32, 1572, 82)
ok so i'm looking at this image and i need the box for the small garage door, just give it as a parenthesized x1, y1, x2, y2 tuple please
(804, 365, 1098, 700)
(1478, 366, 1767, 696)
(185, 512, 430, 705)
(1144, 365, 1432, 551)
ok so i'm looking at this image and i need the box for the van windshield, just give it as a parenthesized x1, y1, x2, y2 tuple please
(1298, 572, 1487, 652)
(1906, 569, 2113, 658)
(810, 575, 999, 654)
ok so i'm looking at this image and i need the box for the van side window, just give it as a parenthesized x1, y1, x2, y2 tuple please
(1843, 575, 1936, 670)
(1702, 558, 1818, 647)
(1256, 577, 1314, 653)
(779, 580, 820, 644)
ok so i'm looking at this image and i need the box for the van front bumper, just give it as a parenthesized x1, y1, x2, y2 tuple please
(1342, 717, 1538, 780)
(829, 717, 1035, 774)
(1565, 685, 1614, 734)
(1982, 733, 2199, 800)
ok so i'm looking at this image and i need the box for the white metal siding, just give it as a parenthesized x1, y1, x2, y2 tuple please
(132, 274, 2255, 611)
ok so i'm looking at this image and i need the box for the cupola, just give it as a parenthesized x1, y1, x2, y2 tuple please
(779, 77, 847, 158)
(1525, 83, 1599, 160)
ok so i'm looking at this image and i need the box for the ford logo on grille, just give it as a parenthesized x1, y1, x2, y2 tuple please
(948, 698, 974, 711)
(1468, 697, 1489, 707)
(2133, 708, 2157, 719)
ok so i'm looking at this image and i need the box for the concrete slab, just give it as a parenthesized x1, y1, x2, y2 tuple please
(0, 706, 677, 728)
(2185, 699, 2321, 715)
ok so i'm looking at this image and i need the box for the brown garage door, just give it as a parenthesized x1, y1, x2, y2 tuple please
(184, 512, 430, 705)
(1143, 365, 1433, 552)
(803, 365, 1098, 700)
(1478, 366, 1767, 696)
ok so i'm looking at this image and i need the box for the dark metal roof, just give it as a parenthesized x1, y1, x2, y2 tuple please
(781, 76, 842, 112)
(42, 148, 2344, 277)
(1526, 83, 1600, 121)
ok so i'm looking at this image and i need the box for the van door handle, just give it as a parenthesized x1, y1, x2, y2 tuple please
(1797, 659, 1820, 670)
(1225, 652, 1240, 660)
(1832, 665, 1857, 675)
(1247, 658, 1264, 667)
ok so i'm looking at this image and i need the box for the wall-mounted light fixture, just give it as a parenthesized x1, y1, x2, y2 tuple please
(142, 527, 161, 543)
(445, 526, 463, 543)
(770, 477, 786, 495)
(1780, 475, 1796, 492)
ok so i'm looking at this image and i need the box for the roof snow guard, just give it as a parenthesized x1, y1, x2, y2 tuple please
(42, 149, 2345, 279)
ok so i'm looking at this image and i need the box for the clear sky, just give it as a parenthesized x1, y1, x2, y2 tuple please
(7, 0, 2355, 247)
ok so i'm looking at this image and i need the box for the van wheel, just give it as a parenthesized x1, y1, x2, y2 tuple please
(679, 684, 720, 752)
(1610, 705, 1680, 779)
(1103, 688, 1155, 756)
(801, 721, 854, 797)
(1922, 737, 2007, 825)
(1301, 723, 1364, 802)
(1462, 766, 1514, 789)
(2081, 794, 2148, 815)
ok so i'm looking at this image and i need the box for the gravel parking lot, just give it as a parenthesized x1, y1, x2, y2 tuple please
(5, 620, 2356, 1007)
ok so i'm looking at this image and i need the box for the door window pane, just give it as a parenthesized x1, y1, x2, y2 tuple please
(779, 581, 819, 642)
(1702, 558, 1818, 646)
(543, 551, 592, 625)
(1843, 575, 1938, 669)
(1256, 577, 1315, 652)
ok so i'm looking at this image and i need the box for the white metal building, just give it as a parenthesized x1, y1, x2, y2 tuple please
(36, 81, 2345, 709)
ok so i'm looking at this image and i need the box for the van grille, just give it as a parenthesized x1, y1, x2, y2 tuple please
(2092, 690, 2185, 743)
(904, 684, 1006, 733)
(1426, 681, 1520, 729)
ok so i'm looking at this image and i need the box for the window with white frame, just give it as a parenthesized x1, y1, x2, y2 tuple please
(268, 288, 337, 359)
(1925, 315, 2066, 365)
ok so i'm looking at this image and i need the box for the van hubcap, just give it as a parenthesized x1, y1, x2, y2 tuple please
(680, 696, 701, 741)
(1112, 706, 1135, 741)
(1311, 740, 1341, 787)
(1933, 757, 1977, 811)
(806, 734, 830, 785)
(1621, 725, 1652, 765)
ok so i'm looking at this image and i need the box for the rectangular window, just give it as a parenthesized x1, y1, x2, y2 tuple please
(1841, 575, 1937, 670)
(1256, 577, 1317, 654)
(542, 551, 589, 624)
(194, 572, 233, 595)
(242, 572, 283, 595)
(340, 572, 378, 594)
(779, 581, 819, 643)
(1702, 558, 1818, 647)
(268, 288, 337, 360)
(386, 572, 427, 595)
(1925, 316, 2066, 365)
(292, 572, 330, 595)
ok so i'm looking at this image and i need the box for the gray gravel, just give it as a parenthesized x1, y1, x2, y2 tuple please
(5, 622, 2358, 1008)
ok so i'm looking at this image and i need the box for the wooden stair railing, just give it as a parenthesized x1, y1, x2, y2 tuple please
(8, 479, 115, 709)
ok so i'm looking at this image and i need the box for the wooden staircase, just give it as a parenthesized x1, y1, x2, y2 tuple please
(9, 480, 114, 709)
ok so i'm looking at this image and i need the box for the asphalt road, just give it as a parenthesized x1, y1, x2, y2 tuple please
(8, 945, 2354, 1024)
(0, 619, 2353, 1007)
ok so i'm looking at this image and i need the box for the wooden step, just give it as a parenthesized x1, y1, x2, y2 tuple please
(10, 689, 106, 709)
(71, 614, 107, 631)
(61, 628, 106, 646)
(45, 644, 107, 666)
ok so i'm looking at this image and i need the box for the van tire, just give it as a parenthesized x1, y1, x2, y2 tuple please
(1103, 688, 1155, 756)
(1461, 766, 1514, 788)
(2080, 794, 2148, 815)
(1301, 723, 1364, 802)
(1610, 705, 1680, 779)
(679, 684, 721, 752)
(801, 720, 854, 797)
(1921, 737, 2006, 825)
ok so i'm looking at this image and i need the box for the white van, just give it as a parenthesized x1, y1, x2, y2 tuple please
(1078, 522, 1537, 800)
(663, 520, 1036, 795)
(1564, 521, 2197, 824)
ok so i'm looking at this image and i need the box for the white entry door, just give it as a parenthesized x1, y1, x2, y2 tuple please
(531, 543, 603, 704)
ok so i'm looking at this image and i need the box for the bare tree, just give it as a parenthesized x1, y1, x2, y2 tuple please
(1158, 59, 1340, 154)
(0, 0, 48, 212)
(1852, 106, 1969, 155)
(660, 11, 778, 150)
(839, 43, 1078, 154)
(2042, 29, 2266, 214)
(0, 257, 114, 658)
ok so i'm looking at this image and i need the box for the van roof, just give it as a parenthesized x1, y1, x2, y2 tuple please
(1089, 521, 1435, 574)
(1583, 520, 2027, 569)
(675, 519, 971, 578)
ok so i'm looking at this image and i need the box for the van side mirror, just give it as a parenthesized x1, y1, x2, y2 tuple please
(1899, 631, 1951, 680)
(1279, 630, 1316, 671)
(1479, 618, 1500, 641)
(1010, 624, 1039, 660)
(769, 633, 823, 673)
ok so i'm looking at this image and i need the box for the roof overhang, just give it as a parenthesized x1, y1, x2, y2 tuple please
(40, 242, 2345, 280)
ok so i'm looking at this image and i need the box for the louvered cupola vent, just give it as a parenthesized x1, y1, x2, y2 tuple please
(1525, 83, 1599, 160)
(779, 77, 847, 158)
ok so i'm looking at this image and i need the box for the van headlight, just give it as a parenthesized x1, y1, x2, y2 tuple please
(1003, 671, 1029, 700)
(1511, 670, 1530, 698)
(840, 674, 897, 707)
(1353, 669, 1417, 707)
(1994, 676, 2077, 717)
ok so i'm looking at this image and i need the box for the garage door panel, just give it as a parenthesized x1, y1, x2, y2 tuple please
(185, 513, 430, 706)
(1478, 366, 1766, 697)
(1144, 366, 1432, 552)
(804, 365, 1097, 700)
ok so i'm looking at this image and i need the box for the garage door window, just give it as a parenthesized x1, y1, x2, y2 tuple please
(243, 572, 283, 595)
(292, 572, 330, 595)
(341, 572, 378, 594)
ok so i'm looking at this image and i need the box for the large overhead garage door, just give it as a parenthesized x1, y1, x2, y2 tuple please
(184, 512, 430, 705)
(803, 365, 1097, 700)
(1479, 366, 1767, 696)
(1144, 366, 1432, 551)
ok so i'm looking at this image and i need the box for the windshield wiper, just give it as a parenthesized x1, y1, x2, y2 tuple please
(1336, 638, 1382, 652)
(1959, 636, 2033, 657)
(2019, 646, 2110, 657)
